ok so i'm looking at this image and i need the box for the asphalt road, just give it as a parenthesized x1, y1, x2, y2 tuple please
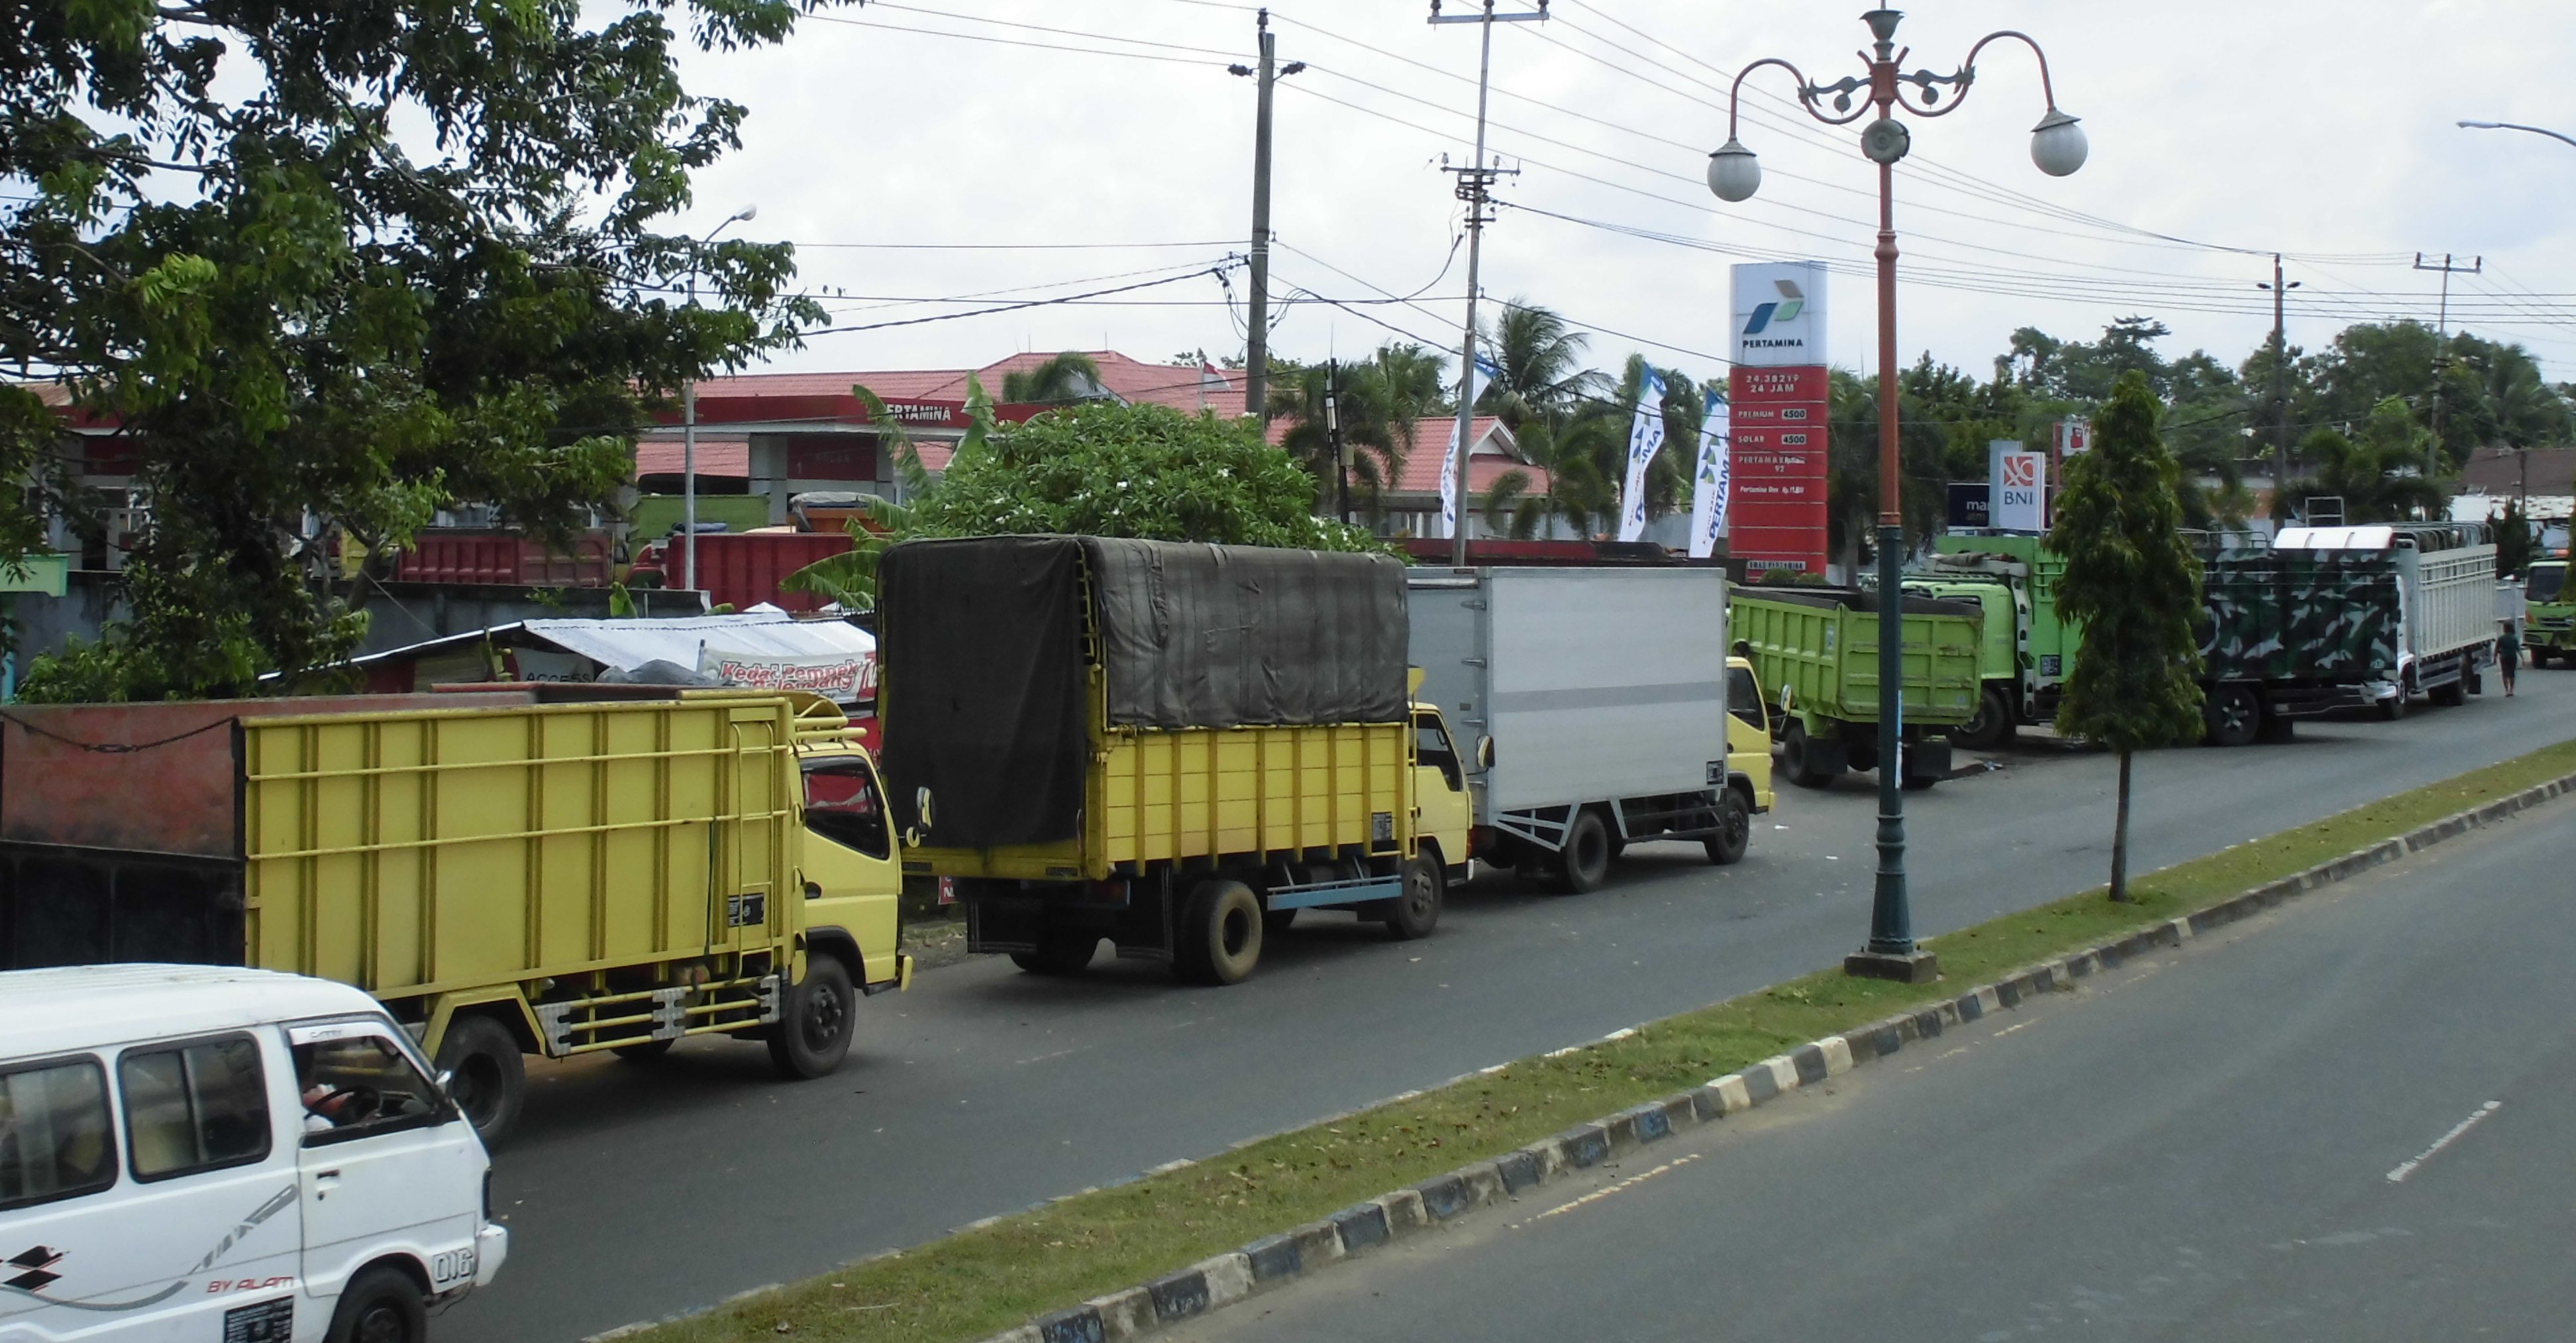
(1169, 773, 2576, 1342)
(454, 669, 2576, 1342)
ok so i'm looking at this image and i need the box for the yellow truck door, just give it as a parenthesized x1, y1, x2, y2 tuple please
(1411, 708, 1475, 881)
(796, 750, 907, 989)
(1726, 657, 1777, 814)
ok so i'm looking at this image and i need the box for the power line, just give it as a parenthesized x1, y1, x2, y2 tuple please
(801, 265, 1241, 335)
(799, 12, 1230, 67)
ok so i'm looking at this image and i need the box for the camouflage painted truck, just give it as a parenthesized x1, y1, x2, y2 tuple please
(2522, 559, 2571, 667)
(2273, 523, 2499, 716)
(877, 535, 1472, 985)
(1919, 533, 2404, 746)
(1726, 586, 1983, 790)
(0, 688, 909, 1143)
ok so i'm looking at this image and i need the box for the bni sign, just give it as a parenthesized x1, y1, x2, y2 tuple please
(1990, 447, 2047, 531)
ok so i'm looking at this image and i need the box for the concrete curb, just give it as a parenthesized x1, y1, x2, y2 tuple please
(957, 767, 2576, 1343)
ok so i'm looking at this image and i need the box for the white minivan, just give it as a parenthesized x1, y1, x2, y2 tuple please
(1, 965, 505, 1343)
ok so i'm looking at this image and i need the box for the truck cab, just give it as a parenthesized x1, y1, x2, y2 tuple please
(1724, 655, 1777, 841)
(2528, 560, 2571, 666)
(785, 698, 909, 996)
(1408, 699, 1478, 889)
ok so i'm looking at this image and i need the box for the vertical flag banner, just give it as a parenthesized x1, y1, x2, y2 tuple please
(1689, 397, 1731, 559)
(1439, 355, 1503, 539)
(1616, 370, 1669, 542)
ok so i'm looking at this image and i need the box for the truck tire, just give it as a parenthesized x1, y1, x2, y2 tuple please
(2378, 692, 2408, 721)
(1382, 858, 1443, 940)
(1552, 809, 1614, 894)
(1009, 932, 1098, 976)
(2430, 678, 2465, 708)
(767, 957, 856, 1080)
(1779, 723, 1835, 790)
(434, 1014, 526, 1148)
(327, 1263, 429, 1343)
(2203, 684, 2261, 747)
(1176, 879, 1263, 985)
(1703, 790, 1750, 866)
(1951, 686, 2016, 751)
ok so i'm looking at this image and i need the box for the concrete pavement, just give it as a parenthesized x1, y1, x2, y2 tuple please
(456, 670, 2576, 1342)
(1166, 789, 2576, 1343)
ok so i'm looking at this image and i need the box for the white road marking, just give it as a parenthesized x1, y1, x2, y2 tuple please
(1516, 1154, 1702, 1227)
(2386, 1101, 2502, 1183)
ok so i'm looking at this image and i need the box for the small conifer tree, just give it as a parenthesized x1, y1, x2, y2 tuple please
(2047, 371, 2207, 901)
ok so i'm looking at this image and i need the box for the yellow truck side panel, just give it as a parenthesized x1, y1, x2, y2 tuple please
(240, 697, 798, 1003)
(1099, 723, 1406, 868)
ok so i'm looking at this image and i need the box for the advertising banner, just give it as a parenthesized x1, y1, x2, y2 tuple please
(697, 645, 876, 700)
(1616, 370, 1669, 543)
(1688, 399, 1731, 559)
(1437, 355, 1503, 539)
(1991, 447, 2048, 532)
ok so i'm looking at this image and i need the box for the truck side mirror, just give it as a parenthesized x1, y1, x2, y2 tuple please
(1475, 735, 1495, 771)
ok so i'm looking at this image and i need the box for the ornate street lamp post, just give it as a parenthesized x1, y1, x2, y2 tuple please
(1708, 10, 2086, 983)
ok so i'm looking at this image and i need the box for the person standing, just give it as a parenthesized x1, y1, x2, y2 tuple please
(2497, 619, 2520, 697)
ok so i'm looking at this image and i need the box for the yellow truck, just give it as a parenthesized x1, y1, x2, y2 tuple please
(878, 536, 1472, 985)
(0, 687, 907, 1143)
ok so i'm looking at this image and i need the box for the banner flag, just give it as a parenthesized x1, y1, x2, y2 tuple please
(1438, 356, 1504, 539)
(1616, 370, 1669, 543)
(1688, 398, 1731, 559)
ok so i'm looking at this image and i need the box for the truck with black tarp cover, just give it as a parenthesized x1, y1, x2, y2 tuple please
(879, 535, 1472, 985)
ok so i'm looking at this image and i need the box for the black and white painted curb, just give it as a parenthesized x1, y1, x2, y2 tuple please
(966, 768, 2576, 1343)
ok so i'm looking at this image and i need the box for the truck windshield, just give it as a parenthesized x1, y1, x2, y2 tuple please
(803, 759, 892, 859)
(2530, 565, 2567, 604)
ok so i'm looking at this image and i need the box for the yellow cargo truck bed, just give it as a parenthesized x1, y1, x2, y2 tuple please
(240, 694, 798, 1002)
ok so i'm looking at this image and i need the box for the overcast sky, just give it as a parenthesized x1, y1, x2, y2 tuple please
(664, 0, 2576, 390)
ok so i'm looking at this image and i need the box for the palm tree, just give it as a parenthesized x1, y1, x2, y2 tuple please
(1268, 343, 1443, 522)
(1001, 351, 1105, 405)
(1479, 301, 1601, 428)
(2296, 397, 2447, 522)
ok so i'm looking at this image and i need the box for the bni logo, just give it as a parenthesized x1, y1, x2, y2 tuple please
(2000, 455, 2041, 488)
(1743, 279, 1806, 335)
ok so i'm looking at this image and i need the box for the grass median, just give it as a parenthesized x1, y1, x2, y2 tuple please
(649, 737, 2576, 1343)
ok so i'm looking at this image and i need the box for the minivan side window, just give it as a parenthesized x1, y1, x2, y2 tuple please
(119, 1036, 272, 1181)
(0, 1057, 118, 1210)
(293, 1035, 446, 1146)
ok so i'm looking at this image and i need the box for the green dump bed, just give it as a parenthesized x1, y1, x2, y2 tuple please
(1727, 588, 1984, 730)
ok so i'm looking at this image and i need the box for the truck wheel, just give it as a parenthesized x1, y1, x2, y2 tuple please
(2203, 685, 2261, 747)
(1177, 879, 1263, 985)
(1951, 686, 2015, 751)
(434, 1014, 526, 1148)
(1552, 810, 1613, 894)
(327, 1263, 428, 1343)
(767, 957, 856, 1079)
(1703, 791, 1750, 866)
(2430, 679, 2465, 708)
(1779, 723, 1833, 790)
(1009, 932, 1098, 976)
(1382, 858, 1442, 940)
(2378, 692, 2408, 721)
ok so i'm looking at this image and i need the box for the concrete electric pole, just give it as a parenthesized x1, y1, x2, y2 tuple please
(2414, 250, 2482, 478)
(1231, 12, 1302, 420)
(2257, 254, 2300, 521)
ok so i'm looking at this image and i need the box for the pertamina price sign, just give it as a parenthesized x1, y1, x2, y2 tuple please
(1724, 260, 1831, 575)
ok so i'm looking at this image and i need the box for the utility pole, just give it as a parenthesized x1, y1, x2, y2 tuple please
(2257, 254, 2301, 521)
(1431, 0, 1545, 567)
(1327, 358, 1349, 523)
(1231, 13, 1302, 421)
(2414, 251, 2482, 478)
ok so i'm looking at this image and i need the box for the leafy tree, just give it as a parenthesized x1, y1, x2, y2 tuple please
(2496, 499, 2536, 578)
(4, 0, 821, 700)
(1000, 352, 1105, 405)
(905, 387, 1375, 553)
(2046, 371, 2205, 903)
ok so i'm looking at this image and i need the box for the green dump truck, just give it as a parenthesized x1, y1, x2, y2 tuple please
(2526, 560, 2571, 667)
(877, 535, 1472, 986)
(0, 688, 909, 1143)
(1922, 532, 2406, 747)
(1726, 586, 1983, 790)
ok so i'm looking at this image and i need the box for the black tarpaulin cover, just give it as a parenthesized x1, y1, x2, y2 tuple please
(878, 536, 1088, 848)
(1084, 537, 1408, 729)
(876, 535, 1410, 849)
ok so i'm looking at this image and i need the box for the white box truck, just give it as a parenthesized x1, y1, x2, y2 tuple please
(1407, 566, 1761, 894)
(2274, 522, 2499, 714)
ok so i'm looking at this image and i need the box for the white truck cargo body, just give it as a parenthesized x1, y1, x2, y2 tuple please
(2275, 523, 2498, 707)
(1407, 567, 1735, 892)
